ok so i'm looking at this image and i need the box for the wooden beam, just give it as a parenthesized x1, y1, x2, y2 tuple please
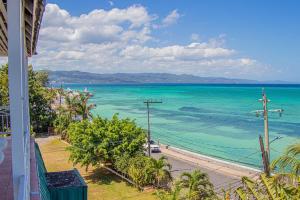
(0, 1, 8, 55)
(30, 0, 39, 56)
(24, 0, 34, 15)
(0, 0, 7, 22)
(24, 9, 33, 28)
(0, 29, 7, 50)
(25, 24, 32, 38)
(0, 11, 8, 42)
(0, 41, 5, 54)
(0, 37, 6, 51)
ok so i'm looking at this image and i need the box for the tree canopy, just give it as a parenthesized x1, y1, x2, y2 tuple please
(67, 114, 146, 170)
(0, 64, 55, 133)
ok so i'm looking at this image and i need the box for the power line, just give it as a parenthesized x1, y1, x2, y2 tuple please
(152, 127, 258, 152)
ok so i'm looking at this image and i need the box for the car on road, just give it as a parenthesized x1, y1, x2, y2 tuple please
(144, 140, 161, 153)
(150, 144, 161, 153)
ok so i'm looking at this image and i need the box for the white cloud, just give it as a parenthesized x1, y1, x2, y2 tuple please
(120, 43, 235, 61)
(27, 3, 271, 80)
(40, 4, 154, 44)
(162, 9, 181, 27)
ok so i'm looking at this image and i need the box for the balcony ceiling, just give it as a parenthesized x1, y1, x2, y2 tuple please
(0, 0, 45, 57)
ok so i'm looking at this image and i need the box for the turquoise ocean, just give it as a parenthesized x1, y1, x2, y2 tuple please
(62, 84, 300, 169)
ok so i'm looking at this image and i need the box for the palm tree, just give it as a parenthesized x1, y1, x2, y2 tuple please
(74, 92, 95, 120)
(235, 143, 300, 200)
(179, 170, 215, 200)
(64, 93, 78, 119)
(235, 173, 300, 200)
(271, 142, 300, 177)
(151, 156, 172, 188)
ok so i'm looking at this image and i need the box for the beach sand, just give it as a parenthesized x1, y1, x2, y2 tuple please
(159, 144, 261, 180)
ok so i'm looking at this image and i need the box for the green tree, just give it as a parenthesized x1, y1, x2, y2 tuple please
(0, 64, 55, 133)
(179, 170, 216, 200)
(151, 156, 172, 188)
(28, 66, 55, 133)
(127, 155, 155, 188)
(67, 114, 146, 170)
(114, 153, 133, 175)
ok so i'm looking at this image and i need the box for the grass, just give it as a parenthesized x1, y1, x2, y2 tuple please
(38, 137, 158, 200)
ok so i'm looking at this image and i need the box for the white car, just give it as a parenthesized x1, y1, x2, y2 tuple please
(144, 143, 161, 153)
(150, 144, 161, 153)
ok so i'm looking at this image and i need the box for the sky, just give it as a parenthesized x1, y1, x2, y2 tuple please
(4, 0, 300, 81)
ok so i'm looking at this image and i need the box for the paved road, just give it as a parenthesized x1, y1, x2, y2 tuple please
(151, 152, 239, 190)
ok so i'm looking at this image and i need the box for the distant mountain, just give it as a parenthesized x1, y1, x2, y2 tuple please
(46, 70, 291, 84)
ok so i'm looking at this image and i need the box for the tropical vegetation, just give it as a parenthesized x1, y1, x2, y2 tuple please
(235, 142, 300, 200)
(0, 64, 55, 133)
(156, 183, 182, 200)
(67, 114, 146, 169)
(151, 156, 173, 188)
(53, 90, 95, 139)
(178, 170, 216, 200)
(271, 142, 300, 177)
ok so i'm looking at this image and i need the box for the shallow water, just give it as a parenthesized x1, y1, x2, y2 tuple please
(63, 84, 300, 168)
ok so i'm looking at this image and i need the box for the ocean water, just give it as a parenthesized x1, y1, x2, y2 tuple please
(63, 84, 300, 168)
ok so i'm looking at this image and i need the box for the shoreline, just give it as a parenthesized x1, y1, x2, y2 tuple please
(159, 143, 261, 179)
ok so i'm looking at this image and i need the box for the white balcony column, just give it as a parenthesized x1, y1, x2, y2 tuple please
(8, 0, 30, 199)
(22, 41, 31, 199)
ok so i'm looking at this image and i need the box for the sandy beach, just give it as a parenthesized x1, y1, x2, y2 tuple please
(158, 144, 261, 180)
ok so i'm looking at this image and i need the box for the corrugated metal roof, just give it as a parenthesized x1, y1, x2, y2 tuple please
(0, 0, 45, 57)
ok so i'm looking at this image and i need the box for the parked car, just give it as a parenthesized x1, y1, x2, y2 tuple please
(143, 140, 161, 153)
(150, 144, 161, 153)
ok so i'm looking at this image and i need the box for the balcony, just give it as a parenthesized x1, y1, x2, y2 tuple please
(0, 107, 87, 200)
(0, 137, 40, 200)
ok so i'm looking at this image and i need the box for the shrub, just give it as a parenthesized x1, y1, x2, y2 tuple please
(67, 114, 146, 170)
(127, 155, 155, 188)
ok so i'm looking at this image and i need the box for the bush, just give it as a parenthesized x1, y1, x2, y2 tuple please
(127, 155, 155, 188)
(67, 114, 146, 170)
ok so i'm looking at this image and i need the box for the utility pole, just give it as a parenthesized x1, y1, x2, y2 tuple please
(59, 83, 63, 106)
(253, 88, 284, 173)
(259, 135, 270, 176)
(261, 88, 270, 161)
(144, 99, 162, 157)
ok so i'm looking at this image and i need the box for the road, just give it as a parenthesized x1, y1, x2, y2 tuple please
(151, 151, 239, 191)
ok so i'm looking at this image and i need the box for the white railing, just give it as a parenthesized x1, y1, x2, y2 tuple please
(0, 106, 11, 135)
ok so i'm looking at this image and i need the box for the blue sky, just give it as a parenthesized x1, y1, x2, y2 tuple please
(29, 0, 300, 81)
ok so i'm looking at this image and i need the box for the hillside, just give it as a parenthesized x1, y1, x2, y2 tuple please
(47, 71, 261, 84)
